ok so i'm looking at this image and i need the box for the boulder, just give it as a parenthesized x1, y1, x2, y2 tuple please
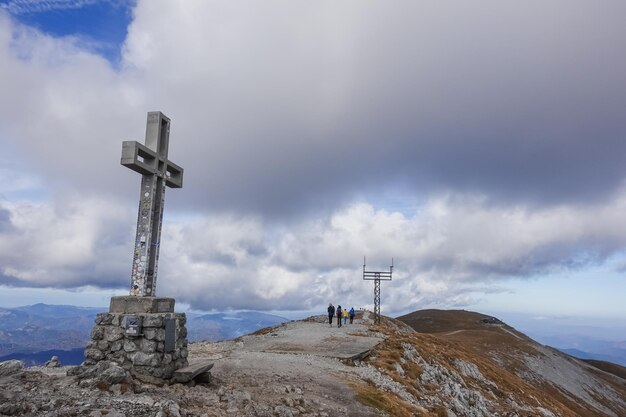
(74, 360, 120, 381)
(45, 356, 61, 368)
(0, 360, 24, 377)
(100, 365, 128, 385)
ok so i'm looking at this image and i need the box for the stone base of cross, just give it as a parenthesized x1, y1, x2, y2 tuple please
(83, 295, 188, 382)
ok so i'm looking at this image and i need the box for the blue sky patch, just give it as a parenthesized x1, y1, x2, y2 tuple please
(0, 0, 134, 64)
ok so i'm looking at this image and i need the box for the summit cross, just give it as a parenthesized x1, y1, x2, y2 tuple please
(121, 111, 183, 297)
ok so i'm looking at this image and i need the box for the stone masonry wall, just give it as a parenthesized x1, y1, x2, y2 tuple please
(85, 312, 188, 382)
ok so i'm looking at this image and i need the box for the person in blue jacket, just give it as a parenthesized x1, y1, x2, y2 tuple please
(349, 307, 355, 324)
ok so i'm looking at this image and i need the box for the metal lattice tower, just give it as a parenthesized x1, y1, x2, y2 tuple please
(362, 257, 393, 324)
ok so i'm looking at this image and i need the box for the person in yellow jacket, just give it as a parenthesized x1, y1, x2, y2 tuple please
(342, 307, 348, 325)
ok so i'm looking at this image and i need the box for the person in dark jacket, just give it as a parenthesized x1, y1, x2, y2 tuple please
(336, 305, 343, 328)
(327, 303, 335, 327)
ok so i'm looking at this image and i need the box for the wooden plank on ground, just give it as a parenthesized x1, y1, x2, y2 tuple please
(171, 361, 214, 383)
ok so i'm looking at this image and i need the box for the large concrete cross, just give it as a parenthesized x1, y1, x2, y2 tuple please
(121, 112, 183, 297)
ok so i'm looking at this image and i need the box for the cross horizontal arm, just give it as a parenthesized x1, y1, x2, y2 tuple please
(121, 141, 157, 175)
(121, 141, 184, 188)
(164, 160, 183, 189)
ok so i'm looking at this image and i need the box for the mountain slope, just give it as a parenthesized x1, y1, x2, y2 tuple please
(394, 309, 626, 416)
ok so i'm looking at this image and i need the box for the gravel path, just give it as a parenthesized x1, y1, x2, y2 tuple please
(189, 311, 387, 416)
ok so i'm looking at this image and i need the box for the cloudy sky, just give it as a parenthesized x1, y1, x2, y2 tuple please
(0, 0, 625, 321)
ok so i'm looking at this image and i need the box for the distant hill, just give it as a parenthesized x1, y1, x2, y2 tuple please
(187, 311, 288, 342)
(396, 309, 626, 416)
(0, 304, 101, 357)
(0, 347, 84, 366)
(581, 359, 626, 380)
(529, 330, 626, 367)
(559, 347, 626, 366)
(398, 309, 626, 367)
(397, 309, 509, 334)
(0, 303, 287, 365)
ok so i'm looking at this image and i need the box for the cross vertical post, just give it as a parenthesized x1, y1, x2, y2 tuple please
(363, 257, 393, 324)
(121, 112, 183, 297)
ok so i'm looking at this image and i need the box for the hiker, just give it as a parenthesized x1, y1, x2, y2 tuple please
(342, 307, 348, 324)
(327, 303, 335, 327)
(349, 307, 355, 324)
(336, 305, 342, 327)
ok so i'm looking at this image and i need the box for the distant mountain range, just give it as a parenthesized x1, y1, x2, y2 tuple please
(0, 303, 288, 366)
(558, 347, 626, 367)
(187, 311, 289, 342)
(0, 348, 85, 367)
(0, 304, 100, 358)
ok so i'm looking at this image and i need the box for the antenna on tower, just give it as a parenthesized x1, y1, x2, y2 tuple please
(362, 257, 393, 324)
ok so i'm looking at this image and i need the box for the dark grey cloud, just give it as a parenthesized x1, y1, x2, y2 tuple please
(3, 2, 626, 219)
(123, 0, 626, 219)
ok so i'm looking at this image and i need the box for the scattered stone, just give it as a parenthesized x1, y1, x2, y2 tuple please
(0, 360, 24, 377)
(44, 355, 62, 368)
(102, 410, 126, 417)
(274, 405, 295, 417)
(221, 388, 252, 407)
(0, 403, 21, 416)
(101, 364, 129, 385)
(71, 360, 130, 393)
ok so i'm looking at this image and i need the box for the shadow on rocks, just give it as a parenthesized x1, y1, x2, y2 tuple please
(67, 360, 134, 393)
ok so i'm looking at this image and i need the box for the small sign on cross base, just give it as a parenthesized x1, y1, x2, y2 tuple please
(120, 111, 183, 298)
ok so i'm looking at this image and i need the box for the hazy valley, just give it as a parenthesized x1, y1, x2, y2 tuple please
(0, 304, 288, 366)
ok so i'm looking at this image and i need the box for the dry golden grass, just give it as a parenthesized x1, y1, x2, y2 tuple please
(583, 358, 626, 380)
(251, 326, 278, 336)
(353, 311, 626, 417)
(352, 379, 430, 417)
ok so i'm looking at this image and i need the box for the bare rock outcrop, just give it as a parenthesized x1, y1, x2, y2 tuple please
(0, 360, 23, 377)
(44, 356, 61, 368)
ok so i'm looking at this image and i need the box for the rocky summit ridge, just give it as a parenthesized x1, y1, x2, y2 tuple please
(0, 309, 625, 417)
